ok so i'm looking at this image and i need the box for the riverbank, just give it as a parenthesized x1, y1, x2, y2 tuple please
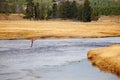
(88, 44, 120, 77)
(0, 20, 120, 39)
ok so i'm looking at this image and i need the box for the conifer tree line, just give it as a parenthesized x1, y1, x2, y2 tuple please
(25, 0, 93, 22)
(1, 0, 119, 22)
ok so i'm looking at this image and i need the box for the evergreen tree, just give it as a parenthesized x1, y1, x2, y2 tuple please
(77, 5, 83, 21)
(65, 0, 72, 19)
(61, 0, 71, 19)
(58, 0, 77, 19)
(52, 0, 57, 18)
(46, 6, 52, 19)
(71, 1, 77, 19)
(39, 4, 45, 20)
(82, 0, 92, 22)
(0, 0, 10, 14)
(58, 4, 63, 18)
(26, 0, 34, 20)
(34, 3, 40, 20)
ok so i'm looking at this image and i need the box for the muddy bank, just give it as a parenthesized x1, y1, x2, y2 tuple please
(88, 44, 120, 77)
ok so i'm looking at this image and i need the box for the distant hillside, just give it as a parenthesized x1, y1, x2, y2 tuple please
(57, 0, 120, 6)
(70, 0, 120, 7)
(1, 0, 119, 7)
(90, 0, 120, 7)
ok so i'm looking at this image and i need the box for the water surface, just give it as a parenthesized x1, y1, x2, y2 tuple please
(0, 37, 120, 80)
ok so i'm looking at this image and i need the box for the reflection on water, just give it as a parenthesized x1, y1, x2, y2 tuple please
(0, 37, 120, 80)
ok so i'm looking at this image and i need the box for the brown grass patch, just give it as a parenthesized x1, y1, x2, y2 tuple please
(88, 45, 120, 77)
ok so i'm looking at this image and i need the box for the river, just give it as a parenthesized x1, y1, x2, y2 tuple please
(0, 37, 120, 80)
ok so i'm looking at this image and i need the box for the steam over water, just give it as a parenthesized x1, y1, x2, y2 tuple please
(0, 37, 120, 80)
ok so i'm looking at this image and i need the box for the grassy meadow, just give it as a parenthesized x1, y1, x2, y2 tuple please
(0, 19, 120, 39)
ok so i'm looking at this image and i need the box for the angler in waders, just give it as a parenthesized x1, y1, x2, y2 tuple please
(31, 38, 35, 47)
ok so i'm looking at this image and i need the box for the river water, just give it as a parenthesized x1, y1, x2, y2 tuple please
(0, 37, 120, 80)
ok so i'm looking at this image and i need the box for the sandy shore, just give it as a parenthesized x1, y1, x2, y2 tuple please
(88, 44, 120, 77)
(0, 20, 120, 39)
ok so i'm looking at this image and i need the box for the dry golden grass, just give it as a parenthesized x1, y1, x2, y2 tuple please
(88, 44, 120, 77)
(0, 20, 120, 39)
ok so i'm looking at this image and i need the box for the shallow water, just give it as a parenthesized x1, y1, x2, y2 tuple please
(38, 59, 119, 80)
(0, 37, 120, 80)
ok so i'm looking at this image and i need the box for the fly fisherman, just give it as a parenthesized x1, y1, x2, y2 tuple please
(31, 38, 35, 47)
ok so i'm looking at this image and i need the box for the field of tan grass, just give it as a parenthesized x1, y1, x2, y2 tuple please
(88, 44, 120, 77)
(0, 20, 120, 39)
